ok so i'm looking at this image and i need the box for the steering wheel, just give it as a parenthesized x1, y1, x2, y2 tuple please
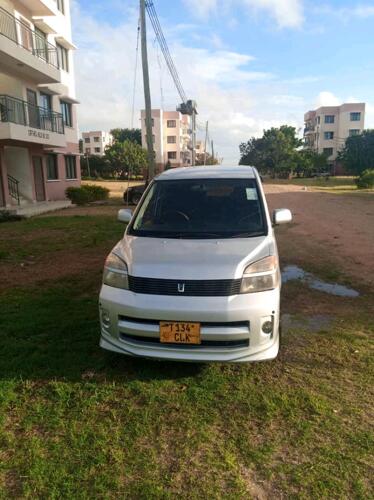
(164, 210, 190, 223)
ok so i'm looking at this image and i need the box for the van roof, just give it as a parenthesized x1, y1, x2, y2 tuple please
(157, 166, 257, 180)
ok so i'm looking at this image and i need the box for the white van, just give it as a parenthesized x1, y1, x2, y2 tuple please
(99, 166, 292, 362)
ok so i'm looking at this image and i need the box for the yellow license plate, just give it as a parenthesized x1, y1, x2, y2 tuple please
(160, 322, 201, 344)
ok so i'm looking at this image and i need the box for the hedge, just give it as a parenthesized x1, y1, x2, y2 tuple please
(356, 169, 374, 189)
(66, 184, 110, 205)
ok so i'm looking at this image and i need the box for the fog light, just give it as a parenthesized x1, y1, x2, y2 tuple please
(101, 309, 111, 329)
(262, 320, 273, 335)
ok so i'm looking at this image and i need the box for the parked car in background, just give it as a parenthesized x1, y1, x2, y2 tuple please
(100, 166, 292, 363)
(124, 184, 146, 205)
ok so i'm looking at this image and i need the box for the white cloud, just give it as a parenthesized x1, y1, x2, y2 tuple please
(186, 0, 218, 18)
(242, 0, 304, 28)
(313, 4, 374, 22)
(314, 91, 341, 107)
(184, 0, 304, 28)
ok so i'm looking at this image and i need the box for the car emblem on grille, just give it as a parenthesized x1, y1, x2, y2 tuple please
(178, 283, 185, 293)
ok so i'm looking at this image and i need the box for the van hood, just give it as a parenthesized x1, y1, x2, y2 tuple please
(115, 235, 273, 280)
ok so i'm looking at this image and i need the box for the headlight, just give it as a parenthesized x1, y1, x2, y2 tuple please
(103, 253, 129, 289)
(241, 255, 279, 294)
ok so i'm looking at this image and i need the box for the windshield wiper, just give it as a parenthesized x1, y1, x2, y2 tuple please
(229, 231, 265, 238)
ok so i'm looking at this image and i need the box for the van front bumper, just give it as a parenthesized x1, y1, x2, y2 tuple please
(99, 285, 280, 363)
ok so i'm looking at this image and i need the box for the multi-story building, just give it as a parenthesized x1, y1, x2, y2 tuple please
(304, 103, 365, 165)
(0, 0, 80, 214)
(82, 130, 113, 157)
(141, 109, 191, 171)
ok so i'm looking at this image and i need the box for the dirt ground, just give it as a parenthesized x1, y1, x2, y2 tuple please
(265, 187, 374, 288)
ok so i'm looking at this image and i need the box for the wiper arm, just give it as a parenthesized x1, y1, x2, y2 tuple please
(229, 231, 265, 238)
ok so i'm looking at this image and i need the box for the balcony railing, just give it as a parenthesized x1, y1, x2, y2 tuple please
(0, 6, 59, 69)
(0, 95, 64, 134)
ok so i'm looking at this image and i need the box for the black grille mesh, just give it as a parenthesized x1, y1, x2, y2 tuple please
(128, 276, 242, 296)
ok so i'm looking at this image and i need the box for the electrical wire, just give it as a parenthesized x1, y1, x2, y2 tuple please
(145, 0, 187, 103)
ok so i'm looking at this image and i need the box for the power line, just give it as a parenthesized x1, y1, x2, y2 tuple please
(145, 0, 187, 103)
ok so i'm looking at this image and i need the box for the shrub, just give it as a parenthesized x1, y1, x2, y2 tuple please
(0, 211, 24, 223)
(356, 169, 374, 189)
(66, 184, 110, 205)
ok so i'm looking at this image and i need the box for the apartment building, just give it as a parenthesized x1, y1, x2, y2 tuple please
(141, 109, 191, 171)
(82, 130, 113, 157)
(0, 0, 80, 213)
(304, 103, 365, 164)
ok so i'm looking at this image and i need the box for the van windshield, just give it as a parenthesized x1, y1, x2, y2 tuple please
(129, 178, 267, 239)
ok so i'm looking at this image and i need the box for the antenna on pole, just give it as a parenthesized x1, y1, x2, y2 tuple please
(140, 0, 155, 182)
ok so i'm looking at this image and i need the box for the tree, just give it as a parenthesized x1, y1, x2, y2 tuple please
(110, 128, 142, 145)
(240, 125, 302, 177)
(295, 150, 329, 177)
(105, 139, 148, 178)
(81, 155, 113, 178)
(337, 130, 374, 175)
(195, 153, 220, 166)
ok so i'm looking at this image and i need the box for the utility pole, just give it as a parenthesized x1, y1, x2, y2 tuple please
(191, 109, 196, 166)
(140, 0, 155, 182)
(211, 140, 214, 162)
(203, 121, 208, 166)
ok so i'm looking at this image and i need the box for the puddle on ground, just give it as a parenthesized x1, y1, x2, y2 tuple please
(281, 313, 333, 334)
(282, 265, 359, 297)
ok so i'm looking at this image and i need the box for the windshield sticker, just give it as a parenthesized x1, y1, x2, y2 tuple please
(246, 188, 258, 200)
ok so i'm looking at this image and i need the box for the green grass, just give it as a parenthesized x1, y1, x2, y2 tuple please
(0, 214, 373, 498)
(0, 215, 122, 263)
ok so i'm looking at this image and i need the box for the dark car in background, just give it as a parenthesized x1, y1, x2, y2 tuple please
(124, 184, 146, 205)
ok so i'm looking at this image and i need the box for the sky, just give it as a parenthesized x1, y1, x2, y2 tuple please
(72, 0, 374, 164)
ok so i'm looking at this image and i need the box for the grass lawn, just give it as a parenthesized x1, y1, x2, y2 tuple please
(0, 213, 373, 498)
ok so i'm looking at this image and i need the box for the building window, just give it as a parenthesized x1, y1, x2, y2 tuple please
(323, 147, 334, 157)
(85, 148, 91, 154)
(324, 115, 335, 124)
(65, 156, 77, 179)
(46, 154, 58, 180)
(168, 151, 177, 160)
(167, 136, 176, 144)
(56, 0, 65, 13)
(60, 101, 72, 127)
(350, 112, 361, 121)
(94, 147, 101, 153)
(84, 137, 90, 143)
(324, 132, 334, 140)
(94, 137, 100, 142)
(317, 116, 320, 124)
(56, 43, 69, 72)
(40, 92, 51, 110)
(167, 120, 176, 128)
(349, 129, 360, 137)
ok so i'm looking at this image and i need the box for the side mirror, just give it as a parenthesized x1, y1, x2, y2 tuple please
(118, 209, 132, 223)
(273, 208, 292, 225)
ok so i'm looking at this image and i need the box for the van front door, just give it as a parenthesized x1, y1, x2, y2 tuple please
(33, 157, 46, 202)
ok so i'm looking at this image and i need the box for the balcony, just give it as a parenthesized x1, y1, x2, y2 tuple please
(18, 0, 58, 16)
(0, 7, 61, 83)
(0, 94, 66, 147)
